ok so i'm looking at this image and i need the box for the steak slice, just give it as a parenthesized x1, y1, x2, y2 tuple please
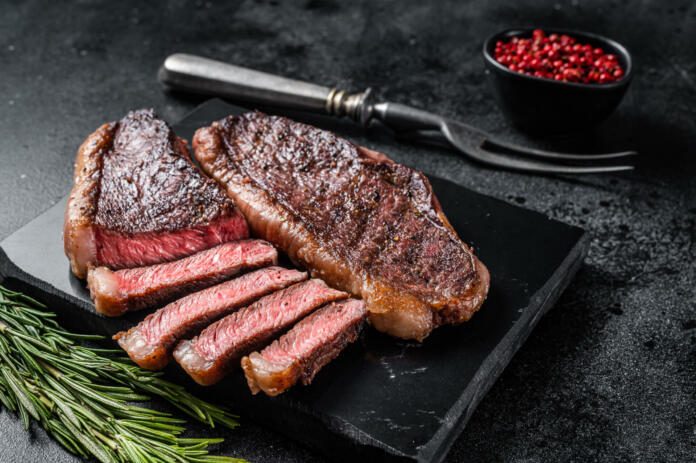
(114, 266, 307, 370)
(64, 108, 248, 279)
(193, 111, 490, 341)
(242, 298, 366, 396)
(87, 240, 277, 317)
(173, 279, 347, 385)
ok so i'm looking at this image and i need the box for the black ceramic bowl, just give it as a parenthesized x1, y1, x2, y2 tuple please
(483, 28, 633, 132)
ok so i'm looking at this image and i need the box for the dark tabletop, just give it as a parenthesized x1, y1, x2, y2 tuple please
(1, 1, 694, 462)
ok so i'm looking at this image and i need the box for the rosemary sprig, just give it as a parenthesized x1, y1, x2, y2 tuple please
(0, 285, 246, 463)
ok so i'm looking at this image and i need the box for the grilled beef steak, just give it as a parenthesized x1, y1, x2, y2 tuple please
(64, 109, 248, 279)
(115, 266, 307, 370)
(242, 298, 366, 396)
(173, 279, 347, 385)
(193, 111, 490, 341)
(88, 240, 277, 317)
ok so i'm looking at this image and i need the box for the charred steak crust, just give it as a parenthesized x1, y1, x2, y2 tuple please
(95, 109, 233, 234)
(87, 240, 278, 317)
(64, 122, 115, 278)
(114, 266, 308, 370)
(192, 111, 490, 341)
(242, 298, 367, 396)
(64, 109, 248, 278)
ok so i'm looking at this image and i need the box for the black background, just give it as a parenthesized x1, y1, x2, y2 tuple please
(1, 1, 694, 462)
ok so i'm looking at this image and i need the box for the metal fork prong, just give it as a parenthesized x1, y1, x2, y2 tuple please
(483, 138, 638, 162)
(399, 130, 633, 174)
(462, 146, 635, 174)
(399, 129, 637, 163)
(442, 125, 634, 174)
(398, 129, 634, 174)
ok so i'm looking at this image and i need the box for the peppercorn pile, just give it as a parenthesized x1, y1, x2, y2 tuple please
(493, 29, 625, 84)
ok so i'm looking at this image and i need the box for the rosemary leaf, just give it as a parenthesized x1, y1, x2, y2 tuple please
(60, 411, 116, 463)
(1, 366, 40, 421)
(43, 389, 82, 428)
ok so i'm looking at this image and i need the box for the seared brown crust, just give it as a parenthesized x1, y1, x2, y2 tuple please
(95, 109, 235, 234)
(193, 111, 490, 341)
(64, 123, 115, 278)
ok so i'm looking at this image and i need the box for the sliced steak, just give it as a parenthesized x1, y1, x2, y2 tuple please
(64, 108, 248, 279)
(242, 298, 366, 396)
(173, 279, 347, 385)
(193, 111, 490, 341)
(114, 266, 307, 370)
(87, 240, 277, 316)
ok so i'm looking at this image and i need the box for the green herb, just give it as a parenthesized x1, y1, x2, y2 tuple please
(0, 285, 247, 463)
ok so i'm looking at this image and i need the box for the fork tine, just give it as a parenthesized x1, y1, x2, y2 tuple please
(483, 138, 638, 162)
(460, 145, 635, 174)
(400, 128, 635, 174)
(401, 128, 638, 163)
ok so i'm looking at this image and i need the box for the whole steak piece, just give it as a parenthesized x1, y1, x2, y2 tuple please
(193, 111, 490, 341)
(64, 109, 248, 279)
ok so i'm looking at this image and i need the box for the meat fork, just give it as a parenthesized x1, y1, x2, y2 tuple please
(159, 54, 637, 174)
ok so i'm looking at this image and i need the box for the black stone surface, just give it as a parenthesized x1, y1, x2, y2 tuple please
(0, 1, 694, 462)
(0, 98, 588, 462)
